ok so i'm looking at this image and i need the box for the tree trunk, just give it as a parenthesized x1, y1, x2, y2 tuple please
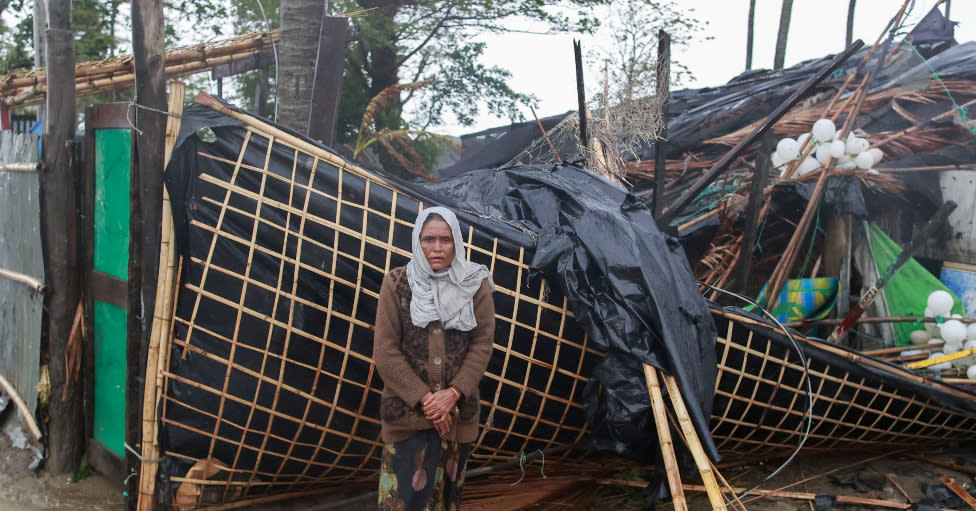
(43, 0, 82, 475)
(359, 0, 401, 131)
(846, 0, 856, 47)
(745, 0, 756, 70)
(773, 0, 793, 70)
(278, 0, 324, 133)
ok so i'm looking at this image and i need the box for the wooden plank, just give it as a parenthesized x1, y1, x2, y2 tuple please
(42, 0, 83, 472)
(308, 16, 349, 147)
(90, 270, 128, 310)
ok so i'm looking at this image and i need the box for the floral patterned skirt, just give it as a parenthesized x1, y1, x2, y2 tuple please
(378, 430, 471, 511)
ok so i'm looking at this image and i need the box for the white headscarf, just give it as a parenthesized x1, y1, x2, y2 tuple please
(406, 207, 492, 331)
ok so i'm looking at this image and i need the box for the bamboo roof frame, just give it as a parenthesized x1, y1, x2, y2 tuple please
(0, 30, 279, 107)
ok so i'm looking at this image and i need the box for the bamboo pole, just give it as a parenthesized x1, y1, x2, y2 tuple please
(661, 373, 726, 511)
(0, 372, 43, 442)
(642, 364, 687, 511)
(940, 476, 976, 510)
(0, 162, 39, 172)
(0, 267, 46, 293)
(136, 81, 185, 511)
(193, 91, 393, 190)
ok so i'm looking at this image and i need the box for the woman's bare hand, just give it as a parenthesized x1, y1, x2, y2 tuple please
(432, 412, 454, 435)
(422, 389, 459, 423)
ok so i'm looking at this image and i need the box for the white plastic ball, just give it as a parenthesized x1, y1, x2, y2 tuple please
(867, 147, 883, 165)
(811, 119, 836, 142)
(846, 136, 869, 155)
(796, 156, 821, 176)
(944, 341, 962, 355)
(968, 365, 976, 380)
(776, 138, 800, 161)
(866, 168, 880, 175)
(771, 152, 786, 169)
(941, 319, 968, 344)
(951, 313, 963, 319)
(910, 330, 932, 345)
(965, 339, 976, 350)
(836, 160, 857, 170)
(815, 143, 833, 165)
(925, 322, 941, 337)
(928, 338, 944, 346)
(855, 152, 874, 169)
(967, 323, 976, 340)
(929, 352, 952, 371)
(927, 290, 954, 317)
(796, 133, 812, 152)
(829, 140, 846, 158)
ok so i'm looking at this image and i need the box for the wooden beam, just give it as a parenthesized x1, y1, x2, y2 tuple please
(734, 133, 773, 294)
(42, 0, 83, 475)
(308, 16, 349, 147)
(653, 30, 670, 221)
(129, 0, 167, 505)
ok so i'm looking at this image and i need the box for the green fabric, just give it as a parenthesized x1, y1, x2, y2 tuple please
(94, 128, 131, 280)
(867, 223, 963, 346)
(93, 301, 126, 457)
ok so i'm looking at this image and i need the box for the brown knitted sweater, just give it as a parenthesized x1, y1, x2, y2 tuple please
(372, 266, 495, 444)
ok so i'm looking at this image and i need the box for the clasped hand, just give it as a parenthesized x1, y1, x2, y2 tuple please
(422, 389, 459, 435)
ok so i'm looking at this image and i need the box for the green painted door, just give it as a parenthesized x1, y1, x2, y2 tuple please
(92, 127, 130, 458)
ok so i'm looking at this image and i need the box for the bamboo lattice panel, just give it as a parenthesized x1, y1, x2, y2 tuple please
(156, 124, 602, 506)
(710, 309, 976, 459)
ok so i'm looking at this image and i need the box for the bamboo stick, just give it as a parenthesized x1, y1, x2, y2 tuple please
(906, 453, 976, 476)
(940, 476, 976, 510)
(0, 267, 45, 293)
(661, 373, 726, 511)
(136, 81, 185, 511)
(642, 364, 687, 511)
(683, 484, 911, 509)
(785, 316, 976, 328)
(0, 162, 39, 172)
(193, 92, 393, 190)
(0, 372, 42, 442)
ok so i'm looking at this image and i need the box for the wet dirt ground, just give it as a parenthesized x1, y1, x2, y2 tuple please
(3, 423, 976, 511)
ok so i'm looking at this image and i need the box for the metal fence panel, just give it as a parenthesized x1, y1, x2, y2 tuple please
(0, 131, 43, 423)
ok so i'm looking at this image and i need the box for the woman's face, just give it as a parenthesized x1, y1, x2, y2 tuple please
(419, 217, 455, 271)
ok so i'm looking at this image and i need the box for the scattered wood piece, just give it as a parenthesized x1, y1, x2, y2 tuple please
(642, 365, 687, 511)
(0, 372, 42, 442)
(884, 473, 912, 504)
(907, 453, 976, 477)
(0, 267, 46, 293)
(940, 476, 976, 510)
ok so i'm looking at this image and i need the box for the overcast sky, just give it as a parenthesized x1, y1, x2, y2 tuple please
(433, 0, 975, 136)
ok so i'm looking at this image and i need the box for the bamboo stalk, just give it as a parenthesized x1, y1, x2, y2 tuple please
(785, 316, 976, 328)
(683, 484, 910, 509)
(906, 453, 976, 476)
(0, 267, 45, 293)
(137, 81, 186, 511)
(0, 162, 39, 172)
(661, 373, 726, 511)
(193, 91, 393, 190)
(643, 364, 687, 511)
(940, 476, 976, 510)
(0, 372, 42, 442)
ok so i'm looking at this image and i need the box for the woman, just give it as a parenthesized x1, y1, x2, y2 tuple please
(372, 206, 495, 511)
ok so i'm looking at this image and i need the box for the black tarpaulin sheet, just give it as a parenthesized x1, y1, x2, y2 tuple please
(157, 102, 719, 495)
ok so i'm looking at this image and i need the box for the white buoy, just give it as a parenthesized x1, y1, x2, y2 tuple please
(944, 340, 962, 355)
(967, 322, 976, 340)
(867, 147, 883, 165)
(929, 352, 952, 371)
(830, 139, 846, 158)
(968, 365, 976, 380)
(797, 132, 812, 149)
(811, 119, 836, 142)
(796, 156, 821, 176)
(776, 138, 800, 161)
(771, 152, 786, 169)
(846, 135, 869, 155)
(928, 337, 944, 346)
(815, 143, 833, 165)
(941, 319, 968, 344)
(855, 151, 874, 169)
(866, 168, 880, 175)
(927, 290, 954, 317)
(910, 329, 932, 345)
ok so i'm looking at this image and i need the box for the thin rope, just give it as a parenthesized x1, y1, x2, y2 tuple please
(511, 449, 546, 486)
(906, 39, 976, 137)
(698, 282, 815, 499)
(126, 100, 183, 136)
(124, 441, 167, 463)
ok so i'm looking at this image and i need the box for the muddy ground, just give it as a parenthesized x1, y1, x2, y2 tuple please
(2, 420, 976, 511)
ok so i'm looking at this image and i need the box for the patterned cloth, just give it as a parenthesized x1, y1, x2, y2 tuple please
(378, 429, 471, 511)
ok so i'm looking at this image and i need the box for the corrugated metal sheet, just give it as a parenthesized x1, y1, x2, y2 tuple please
(941, 170, 976, 264)
(0, 131, 43, 422)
